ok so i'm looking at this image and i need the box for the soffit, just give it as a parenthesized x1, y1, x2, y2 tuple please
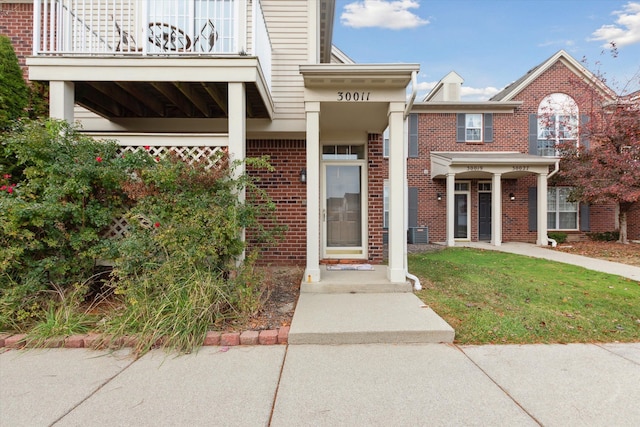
(300, 64, 420, 88)
(27, 56, 273, 119)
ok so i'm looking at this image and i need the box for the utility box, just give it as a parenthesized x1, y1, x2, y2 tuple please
(408, 227, 429, 244)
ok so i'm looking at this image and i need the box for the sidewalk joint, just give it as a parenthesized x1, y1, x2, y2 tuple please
(456, 344, 544, 426)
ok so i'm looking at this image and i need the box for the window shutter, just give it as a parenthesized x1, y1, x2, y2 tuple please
(580, 114, 590, 151)
(408, 187, 418, 228)
(528, 187, 537, 231)
(408, 114, 419, 158)
(456, 113, 466, 143)
(528, 113, 538, 154)
(484, 113, 493, 142)
(579, 203, 590, 232)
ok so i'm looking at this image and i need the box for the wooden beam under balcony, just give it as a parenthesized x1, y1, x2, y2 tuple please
(115, 82, 167, 117)
(150, 83, 195, 118)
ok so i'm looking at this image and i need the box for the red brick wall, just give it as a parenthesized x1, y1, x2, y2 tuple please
(1, 2, 33, 81)
(367, 133, 385, 263)
(246, 140, 306, 265)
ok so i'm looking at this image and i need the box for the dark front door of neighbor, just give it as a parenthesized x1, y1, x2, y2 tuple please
(478, 192, 491, 240)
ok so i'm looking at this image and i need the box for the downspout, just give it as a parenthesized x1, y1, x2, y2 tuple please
(546, 160, 561, 247)
(404, 71, 422, 291)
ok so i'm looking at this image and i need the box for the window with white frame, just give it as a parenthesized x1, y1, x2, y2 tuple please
(465, 114, 482, 141)
(537, 93, 578, 157)
(456, 113, 493, 143)
(547, 187, 578, 230)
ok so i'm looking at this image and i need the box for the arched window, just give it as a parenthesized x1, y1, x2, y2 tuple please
(537, 93, 579, 157)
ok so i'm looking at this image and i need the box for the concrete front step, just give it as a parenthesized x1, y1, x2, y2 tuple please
(300, 266, 412, 293)
(288, 293, 455, 345)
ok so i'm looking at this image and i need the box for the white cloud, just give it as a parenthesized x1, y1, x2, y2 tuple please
(460, 86, 501, 101)
(341, 0, 429, 30)
(590, 2, 640, 48)
(415, 81, 501, 102)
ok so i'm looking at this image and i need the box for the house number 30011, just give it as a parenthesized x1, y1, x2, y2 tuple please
(337, 91, 371, 101)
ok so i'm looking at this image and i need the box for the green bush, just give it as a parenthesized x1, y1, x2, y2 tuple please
(0, 120, 135, 330)
(103, 153, 282, 353)
(548, 232, 567, 244)
(587, 231, 620, 242)
(1, 120, 283, 346)
(0, 35, 28, 130)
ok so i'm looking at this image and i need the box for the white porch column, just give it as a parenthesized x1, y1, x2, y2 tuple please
(305, 102, 321, 283)
(491, 173, 502, 246)
(537, 173, 548, 246)
(446, 173, 456, 246)
(228, 83, 246, 257)
(49, 81, 75, 123)
(388, 103, 405, 282)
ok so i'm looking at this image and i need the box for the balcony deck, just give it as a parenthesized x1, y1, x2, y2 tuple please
(30, 0, 273, 120)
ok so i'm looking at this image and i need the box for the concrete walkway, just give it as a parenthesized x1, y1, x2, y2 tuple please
(2, 342, 639, 426)
(459, 241, 640, 281)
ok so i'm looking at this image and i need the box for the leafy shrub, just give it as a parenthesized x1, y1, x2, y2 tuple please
(587, 231, 620, 242)
(0, 35, 28, 130)
(1, 120, 283, 345)
(103, 153, 282, 353)
(548, 232, 568, 244)
(0, 120, 134, 330)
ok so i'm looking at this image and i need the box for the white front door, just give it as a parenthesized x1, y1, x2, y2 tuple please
(322, 162, 367, 259)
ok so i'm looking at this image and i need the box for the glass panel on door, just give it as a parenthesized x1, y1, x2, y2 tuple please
(325, 165, 362, 247)
(454, 193, 468, 239)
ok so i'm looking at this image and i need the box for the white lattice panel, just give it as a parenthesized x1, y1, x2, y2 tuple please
(117, 146, 225, 170)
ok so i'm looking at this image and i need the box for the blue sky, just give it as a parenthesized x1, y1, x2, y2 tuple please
(332, 0, 640, 100)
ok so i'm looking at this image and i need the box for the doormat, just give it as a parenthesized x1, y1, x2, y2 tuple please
(326, 264, 374, 271)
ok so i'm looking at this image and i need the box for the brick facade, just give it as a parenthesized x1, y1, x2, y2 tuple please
(0, 2, 33, 81)
(247, 140, 307, 265)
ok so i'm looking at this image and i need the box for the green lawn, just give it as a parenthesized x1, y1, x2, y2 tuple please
(409, 248, 640, 344)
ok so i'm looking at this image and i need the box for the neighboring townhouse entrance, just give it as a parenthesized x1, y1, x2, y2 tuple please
(454, 182, 470, 240)
(478, 182, 492, 241)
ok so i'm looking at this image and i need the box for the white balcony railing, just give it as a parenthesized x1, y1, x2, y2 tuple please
(32, 0, 272, 84)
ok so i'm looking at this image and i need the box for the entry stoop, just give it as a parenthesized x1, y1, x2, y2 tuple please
(300, 266, 412, 293)
(288, 293, 455, 345)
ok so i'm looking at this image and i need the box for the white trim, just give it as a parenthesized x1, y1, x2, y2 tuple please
(454, 181, 471, 241)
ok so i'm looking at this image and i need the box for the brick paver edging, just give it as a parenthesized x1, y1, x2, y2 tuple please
(0, 327, 289, 350)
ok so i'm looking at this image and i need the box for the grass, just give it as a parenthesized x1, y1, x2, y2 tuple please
(410, 248, 640, 345)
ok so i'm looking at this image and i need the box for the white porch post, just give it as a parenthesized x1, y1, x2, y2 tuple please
(228, 82, 247, 257)
(49, 81, 75, 123)
(537, 173, 548, 246)
(388, 103, 405, 282)
(446, 172, 456, 246)
(491, 173, 502, 246)
(305, 101, 321, 283)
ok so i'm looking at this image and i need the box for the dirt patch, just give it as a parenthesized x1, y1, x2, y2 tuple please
(552, 241, 640, 267)
(239, 266, 304, 331)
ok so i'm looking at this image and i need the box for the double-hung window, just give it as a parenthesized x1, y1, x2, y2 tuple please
(547, 187, 578, 230)
(465, 114, 482, 141)
(456, 113, 493, 143)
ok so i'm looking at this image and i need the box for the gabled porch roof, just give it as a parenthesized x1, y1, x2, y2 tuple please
(430, 151, 558, 179)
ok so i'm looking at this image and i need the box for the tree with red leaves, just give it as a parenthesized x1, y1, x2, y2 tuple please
(558, 89, 640, 243)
